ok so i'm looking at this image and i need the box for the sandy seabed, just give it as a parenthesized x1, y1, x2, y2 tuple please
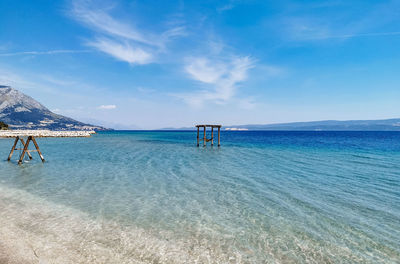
(0, 185, 243, 264)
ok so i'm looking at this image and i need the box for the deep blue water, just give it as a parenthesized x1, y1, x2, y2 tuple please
(0, 131, 399, 263)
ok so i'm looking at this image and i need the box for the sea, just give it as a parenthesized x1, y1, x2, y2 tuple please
(0, 131, 399, 263)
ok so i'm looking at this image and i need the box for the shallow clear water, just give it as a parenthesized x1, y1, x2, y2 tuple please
(0, 131, 399, 263)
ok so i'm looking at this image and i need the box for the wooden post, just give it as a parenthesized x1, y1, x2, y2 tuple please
(211, 127, 214, 146)
(203, 126, 206, 147)
(18, 136, 31, 164)
(20, 138, 33, 160)
(31, 136, 45, 162)
(197, 126, 199, 147)
(8, 136, 19, 161)
(218, 127, 221, 147)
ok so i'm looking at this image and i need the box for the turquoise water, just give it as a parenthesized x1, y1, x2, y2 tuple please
(0, 131, 399, 263)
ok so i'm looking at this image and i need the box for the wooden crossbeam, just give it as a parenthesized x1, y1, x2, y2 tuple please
(198, 138, 213, 142)
(18, 136, 31, 164)
(13, 149, 39, 151)
(20, 138, 33, 160)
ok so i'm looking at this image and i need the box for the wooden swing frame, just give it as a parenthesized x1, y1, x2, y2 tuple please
(196, 125, 221, 147)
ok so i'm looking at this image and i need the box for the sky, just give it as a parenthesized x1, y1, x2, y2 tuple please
(0, 0, 400, 129)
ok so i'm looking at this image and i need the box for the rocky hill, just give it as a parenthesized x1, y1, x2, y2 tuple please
(0, 85, 107, 130)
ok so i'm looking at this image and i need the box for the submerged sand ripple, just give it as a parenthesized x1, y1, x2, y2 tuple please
(0, 185, 244, 264)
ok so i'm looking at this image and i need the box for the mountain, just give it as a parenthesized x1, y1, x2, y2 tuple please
(0, 85, 108, 130)
(163, 119, 400, 131)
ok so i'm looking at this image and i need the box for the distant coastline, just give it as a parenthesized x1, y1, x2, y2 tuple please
(161, 118, 400, 131)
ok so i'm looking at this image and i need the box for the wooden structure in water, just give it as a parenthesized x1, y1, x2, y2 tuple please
(196, 125, 221, 147)
(8, 136, 45, 164)
(0, 130, 94, 164)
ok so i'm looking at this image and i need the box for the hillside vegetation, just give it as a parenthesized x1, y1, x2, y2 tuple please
(0, 121, 8, 130)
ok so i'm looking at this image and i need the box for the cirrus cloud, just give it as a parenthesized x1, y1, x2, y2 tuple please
(88, 38, 153, 65)
(70, 0, 185, 65)
(174, 56, 254, 107)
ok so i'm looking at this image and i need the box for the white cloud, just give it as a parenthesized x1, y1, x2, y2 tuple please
(217, 0, 236, 12)
(70, 0, 185, 65)
(217, 4, 235, 12)
(160, 26, 187, 46)
(176, 56, 254, 107)
(185, 58, 226, 84)
(88, 38, 152, 65)
(0, 50, 90, 57)
(284, 17, 331, 40)
(71, 1, 154, 46)
(98, 104, 117, 110)
(137, 87, 155, 93)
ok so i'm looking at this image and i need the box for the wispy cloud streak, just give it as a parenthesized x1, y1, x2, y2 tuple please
(88, 38, 152, 64)
(283, 1, 400, 42)
(71, 1, 155, 46)
(70, 0, 185, 65)
(175, 56, 254, 107)
(305, 31, 400, 40)
(0, 50, 90, 56)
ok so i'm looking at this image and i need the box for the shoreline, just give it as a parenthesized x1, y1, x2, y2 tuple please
(0, 130, 95, 138)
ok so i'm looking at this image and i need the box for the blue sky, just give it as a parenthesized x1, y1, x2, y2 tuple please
(1, 0, 400, 129)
